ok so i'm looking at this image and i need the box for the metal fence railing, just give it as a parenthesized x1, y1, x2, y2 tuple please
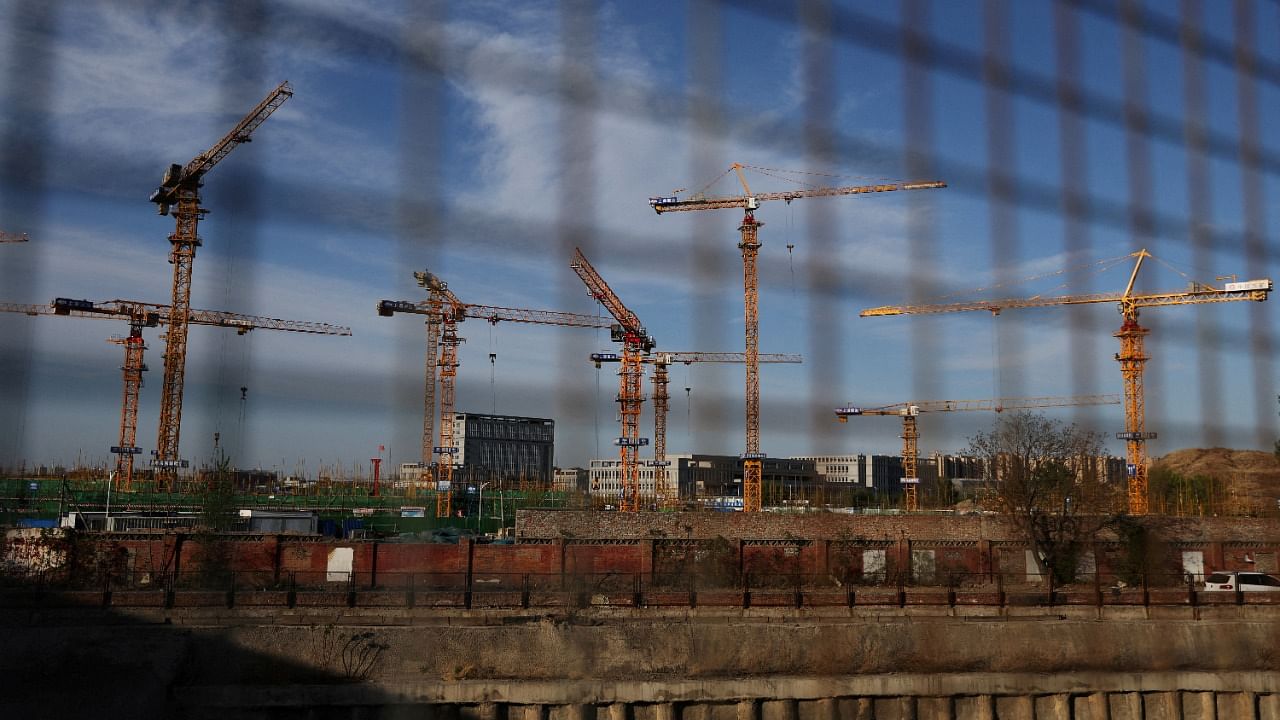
(3, 566, 1276, 610)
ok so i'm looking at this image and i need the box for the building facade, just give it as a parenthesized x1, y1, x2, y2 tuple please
(587, 454, 821, 507)
(450, 413, 555, 488)
(789, 455, 861, 484)
(589, 454, 689, 503)
(553, 467, 590, 493)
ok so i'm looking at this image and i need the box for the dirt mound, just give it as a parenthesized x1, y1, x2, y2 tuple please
(1153, 448, 1280, 513)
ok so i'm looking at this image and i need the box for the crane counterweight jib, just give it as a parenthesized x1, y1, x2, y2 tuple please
(39, 297, 351, 335)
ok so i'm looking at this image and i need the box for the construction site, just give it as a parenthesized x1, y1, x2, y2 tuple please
(3, 1, 1280, 718)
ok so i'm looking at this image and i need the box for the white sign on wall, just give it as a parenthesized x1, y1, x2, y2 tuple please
(327, 547, 354, 582)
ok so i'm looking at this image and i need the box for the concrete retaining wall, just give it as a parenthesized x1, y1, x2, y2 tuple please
(4, 605, 1279, 719)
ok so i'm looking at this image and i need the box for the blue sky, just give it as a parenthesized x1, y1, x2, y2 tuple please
(1, 0, 1277, 475)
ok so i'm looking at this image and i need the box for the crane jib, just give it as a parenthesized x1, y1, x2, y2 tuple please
(648, 180, 947, 213)
(149, 81, 293, 211)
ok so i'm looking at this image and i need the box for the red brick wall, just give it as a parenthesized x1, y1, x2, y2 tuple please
(8, 520, 1279, 585)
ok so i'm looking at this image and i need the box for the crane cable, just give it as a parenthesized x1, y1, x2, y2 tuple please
(683, 163, 903, 200)
(991, 313, 1002, 400)
(786, 202, 797, 298)
(921, 251, 1139, 306)
(488, 322, 497, 415)
(593, 302, 602, 465)
(213, 246, 241, 463)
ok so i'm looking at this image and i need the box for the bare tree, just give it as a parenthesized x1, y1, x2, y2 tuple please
(967, 411, 1117, 584)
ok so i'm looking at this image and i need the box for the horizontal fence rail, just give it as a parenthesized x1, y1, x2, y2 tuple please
(3, 567, 1278, 611)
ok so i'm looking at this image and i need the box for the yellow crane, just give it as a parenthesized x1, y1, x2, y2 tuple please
(569, 248, 655, 512)
(591, 350, 802, 508)
(650, 163, 946, 511)
(148, 81, 293, 479)
(379, 274, 614, 516)
(3, 297, 349, 490)
(836, 394, 1122, 511)
(861, 250, 1273, 514)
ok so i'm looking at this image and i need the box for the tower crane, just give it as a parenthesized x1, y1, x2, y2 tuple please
(650, 163, 946, 511)
(591, 350, 802, 508)
(861, 250, 1273, 514)
(836, 394, 1121, 511)
(569, 248, 657, 512)
(379, 276, 614, 517)
(2, 297, 349, 490)
(148, 81, 293, 478)
(0, 230, 28, 243)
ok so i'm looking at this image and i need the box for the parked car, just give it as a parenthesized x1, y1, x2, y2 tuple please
(1202, 571, 1280, 592)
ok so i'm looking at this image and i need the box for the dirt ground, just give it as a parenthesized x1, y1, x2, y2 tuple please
(1152, 447, 1280, 514)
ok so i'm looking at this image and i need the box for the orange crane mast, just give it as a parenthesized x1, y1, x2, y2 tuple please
(836, 395, 1122, 511)
(650, 163, 946, 511)
(3, 297, 350, 490)
(379, 279, 614, 517)
(861, 250, 1272, 514)
(569, 248, 655, 512)
(147, 81, 293, 479)
(592, 350, 802, 508)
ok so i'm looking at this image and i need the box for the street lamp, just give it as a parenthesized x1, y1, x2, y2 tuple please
(477, 481, 491, 533)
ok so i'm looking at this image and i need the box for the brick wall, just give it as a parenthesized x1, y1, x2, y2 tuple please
(5, 511, 1279, 586)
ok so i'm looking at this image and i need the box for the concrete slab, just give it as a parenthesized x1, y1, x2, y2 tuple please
(873, 696, 916, 720)
(1033, 695, 1070, 720)
(548, 704, 590, 720)
(993, 694, 1032, 720)
(796, 698, 836, 720)
(916, 696, 952, 720)
(1071, 693, 1108, 720)
(1142, 692, 1180, 720)
(835, 698, 874, 720)
(509, 706, 547, 720)
(954, 695, 994, 720)
(1259, 694, 1280, 720)
(759, 699, 794, 720)
(1181, 691, 1217, 720)
(1217, 692, 1256, 720)
(636, 703, 676, 720)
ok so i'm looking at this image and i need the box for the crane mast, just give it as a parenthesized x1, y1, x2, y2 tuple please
(859, 250, 1272, 514)
(421, 299, 441, 488)
(149, 81, 293, 484)
(414, 270, 470, 517)
(108, 323, 147, 489)
(594, 350, 803, 508)
(380, 278, 614, 516)
(738, 212, 764, 512)
(836, 395, 1122, 511)
(651, 362, 670, 505)
(650, 164, 946, 511)
(434, 301, 464, 517)
(7, 297, 349, 489)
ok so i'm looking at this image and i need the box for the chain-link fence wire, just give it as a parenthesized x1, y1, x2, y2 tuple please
(0, 0, 1275, 486)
